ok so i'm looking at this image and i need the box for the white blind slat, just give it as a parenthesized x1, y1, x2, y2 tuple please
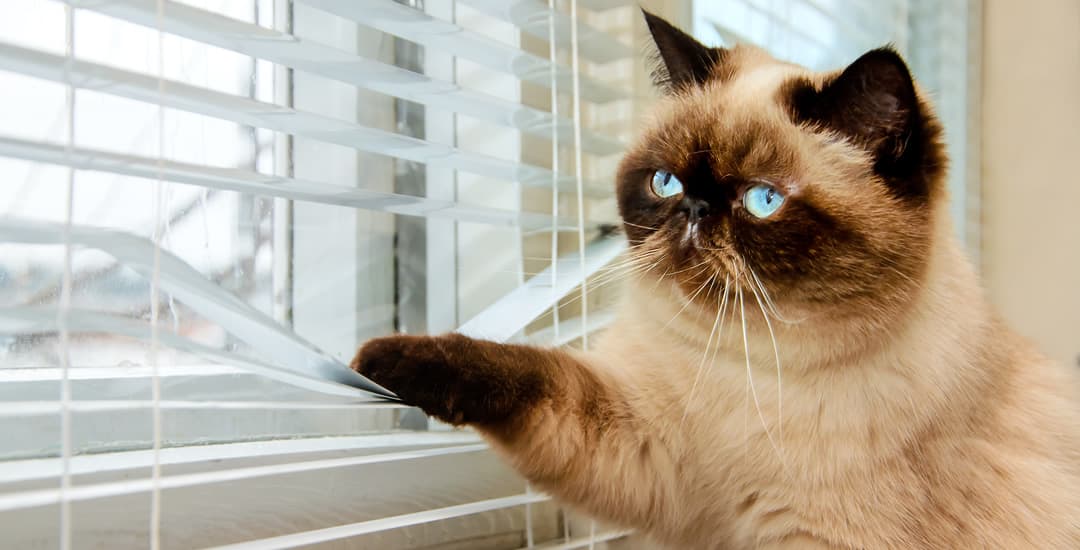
(0, 444, 492, 512)
(0, 400, 407, 416)
(0, 432, 482, 484)
(0, 364, 247, 382)
(458, 0, 632, 64)
(0, 306, 370, 399)
(574, 0, 632, 10)
(64, 0, 624, 155)
(526, 530, 633, 549)
(0, 135, 583, 229)
(0, 218, 396, 398)
(299, 0, 625, 103)
(527, 308, 615, 346)
(207, 493, 552, 550)
(457, 235, 625, 343)
(0, 42, 611, 196)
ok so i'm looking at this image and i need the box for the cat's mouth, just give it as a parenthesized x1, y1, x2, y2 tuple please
(679, 221, 726, 258)
(668, 223, 739, 292)
(683, 222, 699, 246)
(682, 219, 719, 251)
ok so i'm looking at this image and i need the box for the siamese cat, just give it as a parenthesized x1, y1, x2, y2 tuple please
(352, 11, 1080, 549)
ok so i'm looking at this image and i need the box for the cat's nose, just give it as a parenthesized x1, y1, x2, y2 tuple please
(680, 196, 710, 224)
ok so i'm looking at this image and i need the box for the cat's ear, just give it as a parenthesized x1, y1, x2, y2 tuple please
(642, 9, 724, 93)
(789, 47, 934, 197)
(802, 48, 919, 150)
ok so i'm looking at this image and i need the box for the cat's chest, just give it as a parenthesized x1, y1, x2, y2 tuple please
(654, 352, 894, 496)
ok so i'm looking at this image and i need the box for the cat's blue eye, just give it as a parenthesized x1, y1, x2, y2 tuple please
(650, 170, 684, 198)
(743, 183, 785, 219)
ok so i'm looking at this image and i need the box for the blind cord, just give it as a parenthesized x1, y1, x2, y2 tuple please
(549, 0, 562, 347)
(150, 1, 166, 548)
(545, 1, 561, 545)
(569, 0, 588, 352)
(568, 0, 598, 546)
(58, 5, 76, 550)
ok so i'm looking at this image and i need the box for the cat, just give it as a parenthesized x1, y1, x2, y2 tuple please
(351, 10, 1080, 549)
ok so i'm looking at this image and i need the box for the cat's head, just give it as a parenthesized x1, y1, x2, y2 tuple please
(617, 11, 947, 323)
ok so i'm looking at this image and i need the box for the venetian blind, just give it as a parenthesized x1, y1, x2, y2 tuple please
(0, 0, 979, 548)
(0, 0, 635, 547)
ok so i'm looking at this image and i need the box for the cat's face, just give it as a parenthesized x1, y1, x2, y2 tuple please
(617, 12, 946, 319)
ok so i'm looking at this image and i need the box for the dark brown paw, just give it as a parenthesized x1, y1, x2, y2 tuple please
(351, 334, 548, 425)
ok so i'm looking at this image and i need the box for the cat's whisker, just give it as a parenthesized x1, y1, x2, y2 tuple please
(571, 272, 648, 302)
(482, 256, 660, 284)
(648, 265, 674, 293)
(739, 283, 751, 465)
(596, 256, 654, 270)
(738, 268, 788, 474)
(591, 268, 649, 287)
(595, 254, 665, 276)
(581, 258, 663, 287)
(592, 252, 663, 274)
(680, 278, 726, 427)
(681, 275, 732, 428)
(665, 260, 712, 277)
(661, 265, 716, 329)
(691, 273, 721, 323)
(540, 259, 664, 315)
(593, 253, 663, 276)
(745, 268, 781, 319)
(574, 273, 651, 299)
(746, 270, 784, 453)
(638, 257, 666, 281)
(510, 248, 664, 281)
(656, 261, 712, 295)
(747, 267, 807, 324)
(693, 244, 727, 252)
(621, 220, 661, 231)
(585, 258, 663, 289)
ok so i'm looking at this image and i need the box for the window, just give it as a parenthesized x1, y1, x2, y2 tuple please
(0, 1, 978, 548)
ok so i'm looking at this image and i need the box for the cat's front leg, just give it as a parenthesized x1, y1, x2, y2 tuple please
(351, 334, 682, 535)
(350, 333, 566, 427)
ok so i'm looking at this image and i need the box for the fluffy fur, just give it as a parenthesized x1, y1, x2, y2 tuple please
(353, 12, 1080, 549)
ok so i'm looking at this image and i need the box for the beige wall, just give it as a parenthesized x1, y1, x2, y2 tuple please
(981, 0, 1080, 365)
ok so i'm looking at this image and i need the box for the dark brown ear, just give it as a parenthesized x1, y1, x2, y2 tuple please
(788, 48, 939, 199)
(642, 9, 724, 93)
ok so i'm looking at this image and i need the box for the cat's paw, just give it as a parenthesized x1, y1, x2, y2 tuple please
(350, 334, 536, 425)
(350, 334, 458, 421)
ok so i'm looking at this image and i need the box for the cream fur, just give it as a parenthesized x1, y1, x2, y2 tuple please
(474, 42, 1080, 550)
(484, 202, 1080, 549)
